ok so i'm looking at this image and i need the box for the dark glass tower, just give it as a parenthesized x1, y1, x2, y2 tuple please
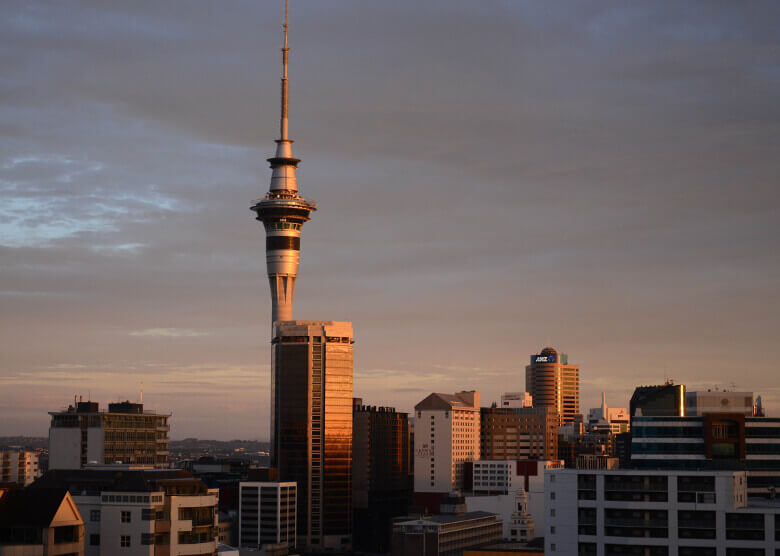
(272, 321, 353, 551)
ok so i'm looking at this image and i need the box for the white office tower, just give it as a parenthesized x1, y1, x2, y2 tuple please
(0, 450, 40, 486)
(500, 392, 533, 408)
(413, 391, 480, 493)
(239, 482, 297, 551)
(509, 488, 534, 542)
(545, 468, 780, 556)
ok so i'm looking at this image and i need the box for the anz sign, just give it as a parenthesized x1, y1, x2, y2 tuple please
(533, 354, 555, 364)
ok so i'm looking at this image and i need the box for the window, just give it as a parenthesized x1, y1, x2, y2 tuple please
(90, 509, 100, 522)
(550, 491, 556, 500)
(121, 510, 131, 523)
(551, 543, 556, 551)
(120, 535, 131, 548)
(90, 534, 100, 546)
(551, 508, 556, 516)
(551, 526, 556, 534)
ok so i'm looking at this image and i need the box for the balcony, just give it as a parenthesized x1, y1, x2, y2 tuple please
(175, 538, 217, 556)
(155, 520, 171, 534)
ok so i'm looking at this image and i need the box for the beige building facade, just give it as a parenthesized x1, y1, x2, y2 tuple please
(414, 391, 481, 493)
(0, 451, 40, 486)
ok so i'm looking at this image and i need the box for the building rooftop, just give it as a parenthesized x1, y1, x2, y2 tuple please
(400, 511, 498, 525)
(415, 392, 479, 411)
(0, 487, 73, 527)
(31, 469, 195, 495)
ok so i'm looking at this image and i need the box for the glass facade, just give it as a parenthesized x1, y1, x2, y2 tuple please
(271, 321, 353, 550)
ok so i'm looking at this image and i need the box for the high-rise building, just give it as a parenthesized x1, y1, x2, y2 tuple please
(48, 400, 170, 470)
(0, 450, 40, 486)
(631, 415, 780, 499)
(238, 481, 296, 551)
(271, 320, 353, 551)
(480, 406, 559, 461)
(352, 400, 410, 554)
(250, 0, 316, 325)
(629, 381, 685, 417)
(413, 391, 481, 495)
(525, 347, 579, 426)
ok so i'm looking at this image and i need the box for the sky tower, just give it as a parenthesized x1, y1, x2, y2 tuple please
(251, 0, 316, 325)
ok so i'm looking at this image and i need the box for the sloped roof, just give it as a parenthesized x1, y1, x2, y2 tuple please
(0, 487, 72, 527)
(415, 393, 472, 411)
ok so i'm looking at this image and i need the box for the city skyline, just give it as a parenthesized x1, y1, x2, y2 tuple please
(1, 1, 779, 439)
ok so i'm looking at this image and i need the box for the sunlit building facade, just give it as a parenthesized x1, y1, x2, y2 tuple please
(271, 320, 353, 551)
(48, 400, 170, 470)
(525, 347, 580, 426)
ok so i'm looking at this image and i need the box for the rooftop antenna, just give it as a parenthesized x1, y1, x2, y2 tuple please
(140, 381, 143, 404)
(280, 0, 290, 140)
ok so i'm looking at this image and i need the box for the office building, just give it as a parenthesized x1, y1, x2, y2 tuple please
(500, 392, 533, 409)
(33, 468, 219, 556)
(353, 400, 411, 554)
(0, 487, 85, 556)
(238, 481, 296, 551)
(587, 393, 630, 434)
(48, 399, 170, 470)
(271, 320, 353, 551)
(631, 415, 780, 499)
(481, 406, 559, 461)
(392, 512, 503, 556)
(413, 391, 480, 495)
(0, 450, 40, 486)
(249, 0, 316, 326)
(686, 390, 755, 417)
(465, 459, 563, 539)
(545, 468, 780, 556)
(630, 381, 685, 417)
(525, 347, 579, 425)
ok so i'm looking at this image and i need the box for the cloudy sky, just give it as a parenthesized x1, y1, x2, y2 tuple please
(1, 1, 779, 439)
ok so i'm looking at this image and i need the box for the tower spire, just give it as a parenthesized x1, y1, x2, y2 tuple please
(280, 0, 289, 140)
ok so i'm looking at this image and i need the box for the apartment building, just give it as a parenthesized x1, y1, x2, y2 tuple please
(545, 468, 780, 556)
(32, 468, 219, 556)
(0, 450, 40, 486)
(0, 487, 84, 556)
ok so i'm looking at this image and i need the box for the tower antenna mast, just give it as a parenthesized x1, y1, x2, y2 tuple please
(280, 0, 290, 140)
